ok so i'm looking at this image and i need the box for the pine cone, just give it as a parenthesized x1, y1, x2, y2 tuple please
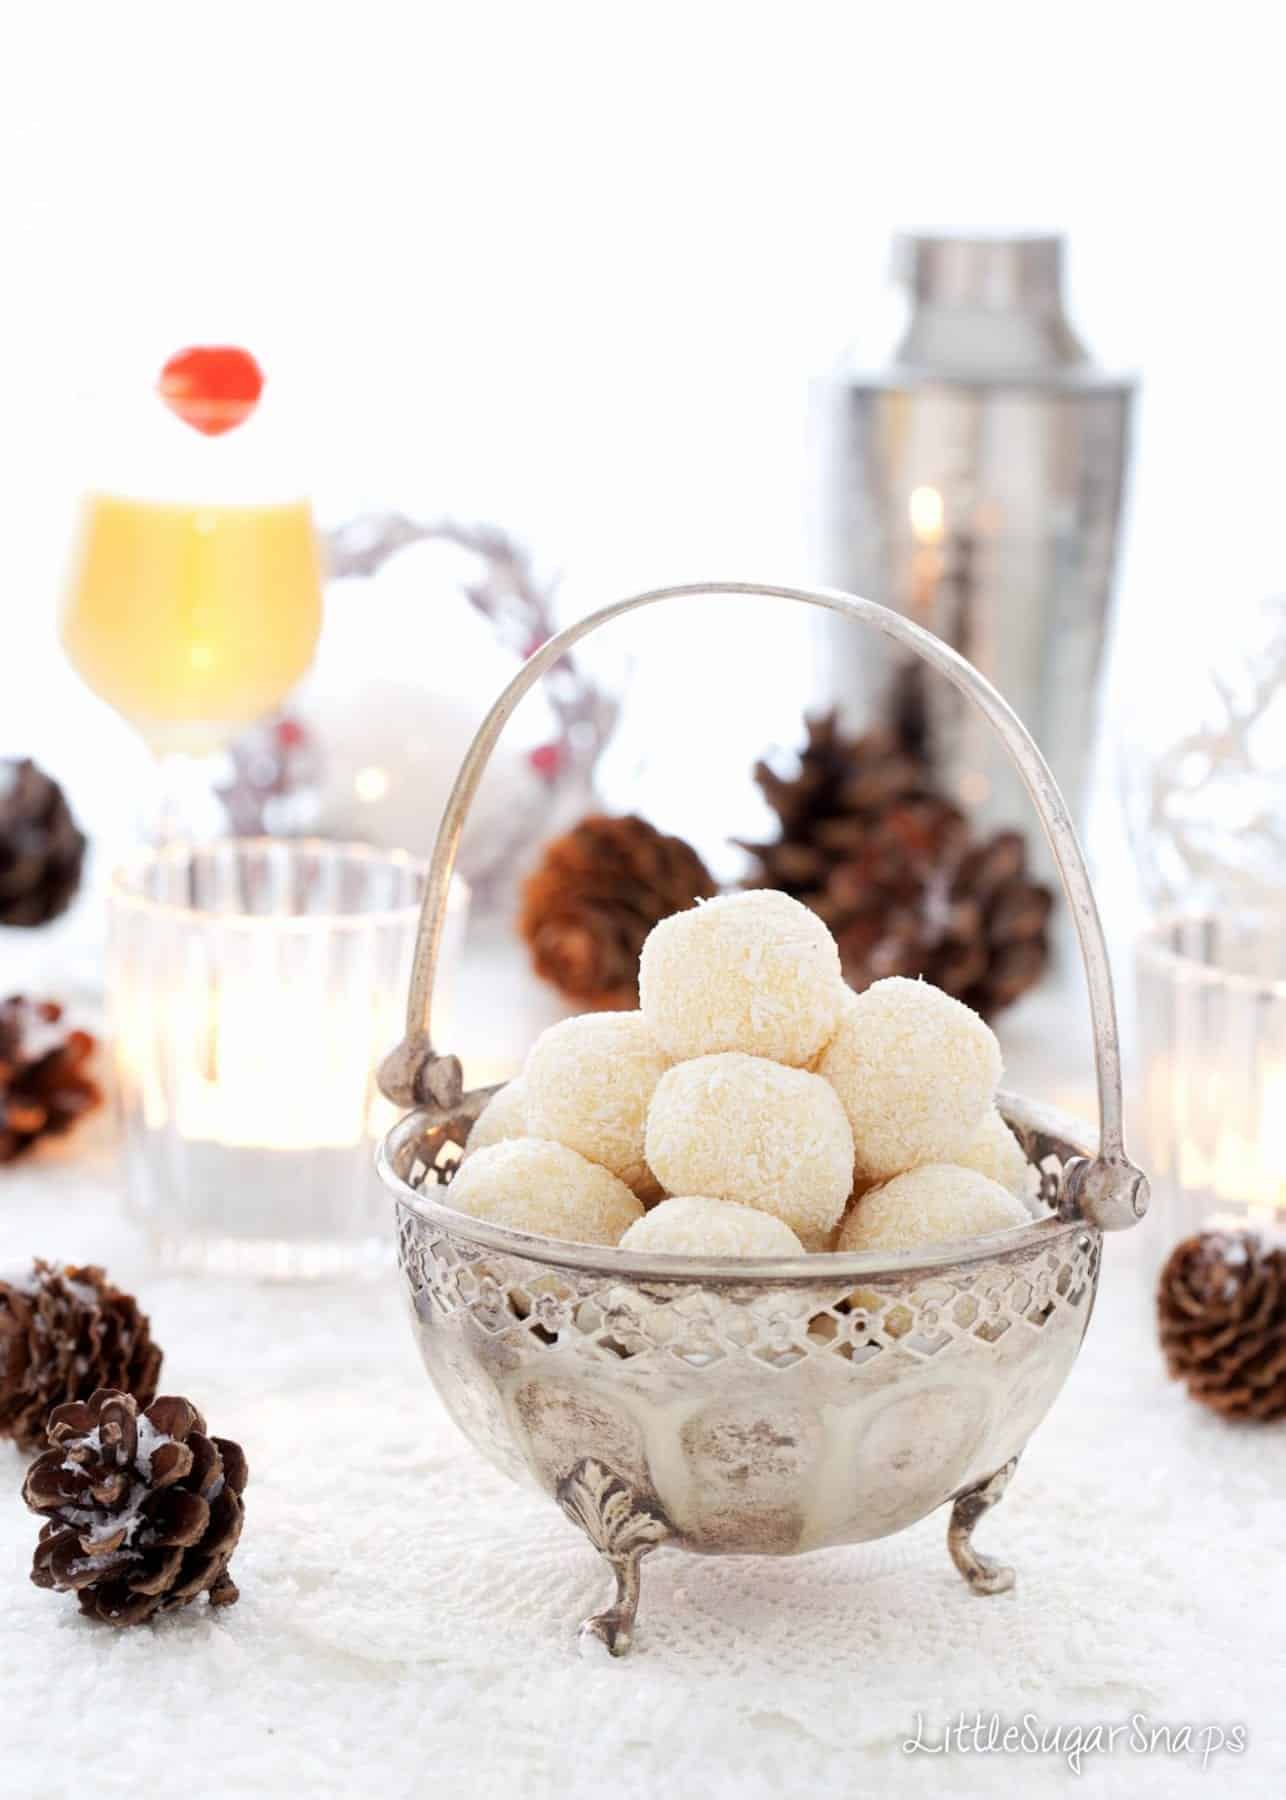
(0, 1260, 162, 1452)
(739, 713, 1053, 1018)
(0, 759, 86, 927)
(1158, 1231, 1286, 1421)
(520, 814, 717, 1009)
(24, 1388, 247, 1625)
(0, 996, 102, 1163)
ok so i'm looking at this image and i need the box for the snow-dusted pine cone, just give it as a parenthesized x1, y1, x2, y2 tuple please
(0, 1260, 161, 1453)
(1158, 1231, 1286, 1421)
(23, 1388, 247, 1626)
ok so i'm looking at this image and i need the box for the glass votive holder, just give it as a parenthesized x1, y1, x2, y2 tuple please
(1137, 910, 1286, 1266)
(107, 839, 468, 1279)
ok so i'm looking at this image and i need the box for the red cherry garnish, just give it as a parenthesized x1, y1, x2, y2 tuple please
(529, 742, 565, 781)
(158, 346, 264, 436)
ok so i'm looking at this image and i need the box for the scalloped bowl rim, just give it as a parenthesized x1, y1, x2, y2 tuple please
(378, 1087, 1098, 1285)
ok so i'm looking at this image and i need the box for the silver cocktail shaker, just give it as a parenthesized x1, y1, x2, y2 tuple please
(822, 233, 1134, 845)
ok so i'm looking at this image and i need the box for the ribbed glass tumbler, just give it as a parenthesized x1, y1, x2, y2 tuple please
(108, 840, 465, 1279)
(1137, 911, 1286, 1263)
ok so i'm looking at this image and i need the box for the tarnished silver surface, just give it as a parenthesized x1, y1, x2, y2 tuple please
(376, 582, 1146, 1653)
(376, 581, 1147, 1235)
(822, 233, 1134, 854)
(382, 1093, 1101, 1652)
(948, 1457, 1019, 1596)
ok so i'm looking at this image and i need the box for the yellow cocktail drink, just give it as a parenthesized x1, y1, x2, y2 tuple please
(62, 492, 323, 754)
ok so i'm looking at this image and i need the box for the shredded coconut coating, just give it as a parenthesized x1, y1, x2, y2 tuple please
(462, 1078, 529, 1159)
(835, 1163, 1030, 1253)
(447, 1139, 643, 1245)
(645, 1053, 854, 1239)
(954, 1104, 1039, 1201)
(638, 890, 845, 1068)
(524, 1012, 669, 1181)
(817, 978, 1001, 1180)
(620, 1195, 804, 1258)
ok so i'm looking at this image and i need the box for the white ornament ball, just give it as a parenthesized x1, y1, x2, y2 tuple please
(817, 977, 1001, 1180)
(645, 1052, 854, 1242)
(954, 1105, 1039, 1201)
(639, 890, 845, 1068)
(619, 1196, 804, 1258)
(447, 1139, 643, 1245)
(524, 1012, 669, 1186)
(835, 1164, 1030, 1254)
(463, 1077, 529, 1158)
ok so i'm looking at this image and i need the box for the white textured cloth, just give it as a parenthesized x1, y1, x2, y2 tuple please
(1, 943, 1283, 1798)
(3, 1137, 1283, 1799)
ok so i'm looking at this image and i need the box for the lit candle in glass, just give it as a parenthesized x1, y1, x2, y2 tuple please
(1137, 910, 1286, 1266)
(108, 840, 468, 1278)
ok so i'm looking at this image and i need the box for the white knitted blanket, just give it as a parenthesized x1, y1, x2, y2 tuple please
(1, 1124, 1281, 1800)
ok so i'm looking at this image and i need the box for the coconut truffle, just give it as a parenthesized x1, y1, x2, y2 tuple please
(835, 1163, 1030, 1254)
(620, 1196, 804, 1258)
(462, 1077, 529, 1158)
(524, 1012, 669, 1188)
(645, 1053, 854, 1241)
(447, 1139, 643, 1246)
(817, 978, 1001, 1180)
(955, 1105, 1039, 1202)
(638, 890, 845, 1068)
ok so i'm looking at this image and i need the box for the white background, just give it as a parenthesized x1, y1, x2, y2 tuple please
(3, 0, 1285, 861)
(3, 21, 1285, 1791)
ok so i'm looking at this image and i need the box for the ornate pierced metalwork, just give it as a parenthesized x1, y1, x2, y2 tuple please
(385, 1092, 1103, 1650)
(376, 582, 1149, 1652)
(394, 1102, 1099, 1376)
(397, 1211, 1098, 1371)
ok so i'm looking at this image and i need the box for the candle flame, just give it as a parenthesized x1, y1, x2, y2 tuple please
(908, 485, 945, 546)
(354, 765, 391, 803)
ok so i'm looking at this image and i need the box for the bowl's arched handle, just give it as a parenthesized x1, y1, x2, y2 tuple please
(378, 581, 1149, 1232)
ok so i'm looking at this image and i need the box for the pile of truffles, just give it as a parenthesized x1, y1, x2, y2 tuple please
(452, 890, 1040, 1258)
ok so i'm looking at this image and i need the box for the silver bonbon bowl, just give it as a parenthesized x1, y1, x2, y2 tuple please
(377, 583, 1148, 1656)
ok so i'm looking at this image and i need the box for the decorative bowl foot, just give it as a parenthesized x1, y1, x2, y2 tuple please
(577, 1575, 643, 1659)
(557, 1458, 669, 1658)
(947, 1457, 1019, 1596)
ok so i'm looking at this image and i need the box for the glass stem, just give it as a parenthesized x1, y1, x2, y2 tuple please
(145, 748, 235, 844)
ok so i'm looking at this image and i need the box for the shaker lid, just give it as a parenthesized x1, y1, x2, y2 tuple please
(895, 233, 1064, 311)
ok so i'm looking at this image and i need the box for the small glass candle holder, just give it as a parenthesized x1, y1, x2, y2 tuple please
(108, 839, 467, 1279)
(1137, 910, 1286, 1264)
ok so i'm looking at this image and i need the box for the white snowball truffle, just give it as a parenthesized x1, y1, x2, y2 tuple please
(645, 1053, 854, 1241)
(835, 1164, 1030, 1254)
(955, 1105, 1039, 1202)
(524, 1012, 669, 1186)
(447, 1139, 643, 1246)
(619, 1196, 804, 1258)
(462, 1077, 529, 1158)
(817, 977, 1001, 1180)
(639, 890, 845, 1068)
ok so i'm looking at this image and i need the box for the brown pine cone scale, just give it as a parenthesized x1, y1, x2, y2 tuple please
(1158, 1231, 1286, 1421)
(24, 1388, 247, 1625)
(0, 758, 86, 927)
(740, 713, 1053, 1018)
(0, 1260, 162, 1452)
(0, 996, 102, 1163)
(521, 814, 716, 1010)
